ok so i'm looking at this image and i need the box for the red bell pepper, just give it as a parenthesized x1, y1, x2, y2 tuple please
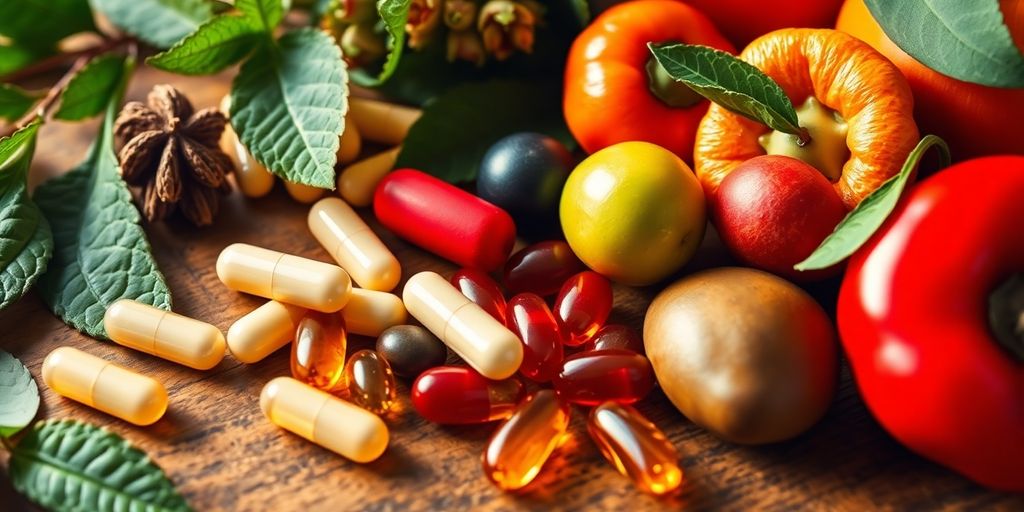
(838, 156, 1024, 491)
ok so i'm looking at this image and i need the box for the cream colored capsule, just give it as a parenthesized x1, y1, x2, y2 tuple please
(42, 347, 168, 426)
(337, 114, 362, 164)
(227, 301, 307, 363)
(104, 300, 226, 370)
(220, 96, 274, 198)
(342, 288, 407, 337)
(338, 147, 400, 207)
(284, 180, 326, 204)
(217, 243, 352, 312)
(308, 197, 401, 291)
(260, 376, 388, 462)
(348, 97, 421, 145)
(402, 271, 523, 380)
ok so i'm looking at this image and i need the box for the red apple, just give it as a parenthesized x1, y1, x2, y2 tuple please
(713, 155, 848, 281)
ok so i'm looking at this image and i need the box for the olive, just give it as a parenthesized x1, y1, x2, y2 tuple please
(476, 132, 573, 238)
(375, 325, 448, 378)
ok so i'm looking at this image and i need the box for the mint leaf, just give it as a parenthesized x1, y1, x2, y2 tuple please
(0, 84, 40, 120)
(36, 59, 171, 339)
(865, 0, 1024, 88)
(569, 0, 590, 26)
(54, 54, 128, 121)
(396, 80, 573, 183)
(650, 43, 802, 136)
(352, 0, 411, 87)
(237, 0, 284, 33)
(90, 0, 214, 49)
(0, 0, 95, 50)
(10, 420, 191, 512)
(0, 44, 46, 76)
(795, 135, 951, 271)
(0, 350, 39, 437)
(148, 15, 263, 75)
(0, 121, 53, 310)
(231, 28, 347, 188)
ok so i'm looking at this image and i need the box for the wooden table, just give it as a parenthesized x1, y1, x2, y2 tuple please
(1, 68, 1021, 511)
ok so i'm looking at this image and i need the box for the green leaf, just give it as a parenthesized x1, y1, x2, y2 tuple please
(10, 420, 192, 512)
(147, 15, 263, 75)
(351, 0, 411, 87)
(237, 0, 284, 33)
(865, 0, 1024, 88)
(35, 59, 172, 339)
(396, 80, 574, 183)
(795, 135, 951, 271)
(0, 121, 53, 311)
(89, 0, 214, 49)
(0, 44, 47, 76)
(0, 0, 96, 50)
(569, 0, 590, 26)
(231, 28, 347, 188)
(54, 54, 128, 121)
(0, 84, 40, 121)
(0, 350, 39, 437)
(649, 43, 803, 136)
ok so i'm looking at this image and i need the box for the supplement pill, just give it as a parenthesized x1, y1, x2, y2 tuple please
(260, 376, 388, 463)
(451, 268, 507, 324)
(554, 271, 613, 346)
(227, 301, 306, 363)
(337, 115, 361, 164)
(348, 97, 421, 145)
(345, 350, 397, 414)
(291, 311, 348, 392)
(506, 293, 564, 383)
(104, 299, 226, 370)
(411, 366, 524, 424)
(504, 240, 586, 296)
(42, 347, 167, 426)
(375, 169, 516, 271)
(403, 271, 523, 380)
(482, 390, 571, 491)
(553, 349, 655, 405)
(219, 95, 274, 198)
(308, 197, 401, 291)
(585, 324, 645, 354)
(341, 288, 407, 337)
(375, 325, 447, 378)
(588, 402, 683, 495)
(338, 147, 400, 208)
(284, 180, 325, 204)
(216, 243, 352, 313)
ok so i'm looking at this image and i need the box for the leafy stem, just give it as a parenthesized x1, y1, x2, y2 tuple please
(0, 35, 135, 84)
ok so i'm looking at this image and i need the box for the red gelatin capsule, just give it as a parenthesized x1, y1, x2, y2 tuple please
(451, 268, 507, 324)
(554, 271, 613, 346)
(504, 240, 586, 296)
(374, 169, 516, 271)
(553, 349, 654, 405)
(506, 294, 565, 382)
(411, 366, 525, 424)
(585, 324, 645, 355)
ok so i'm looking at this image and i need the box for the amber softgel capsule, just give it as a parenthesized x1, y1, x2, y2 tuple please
(308, 197, 401, 292)
(260, 376, 389, 463)
(104, 299, 226, 370)
(216, 243, 352, 313)
(42, 347, 168, 426)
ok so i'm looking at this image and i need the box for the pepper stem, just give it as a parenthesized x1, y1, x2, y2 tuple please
(646, 56, 703, 109)
(988, 272, 1024, 362)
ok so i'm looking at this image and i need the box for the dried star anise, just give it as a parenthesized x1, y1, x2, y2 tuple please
(114, 84, 234, 226)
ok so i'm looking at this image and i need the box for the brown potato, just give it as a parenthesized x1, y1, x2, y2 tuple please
(644, 267, 838, 444)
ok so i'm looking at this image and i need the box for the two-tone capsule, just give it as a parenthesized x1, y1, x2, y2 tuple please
(104, 299, 226, 370)
(42, 347, 168, 426)
(227, 301, 306, 364)
(588, 402, 683, 495)
(308, 197, 401, 292)
(341, 288, 407, 337)
(411, 366, 523, 424)
(482, 390, 571, 491)
(216, 243, 352, 313)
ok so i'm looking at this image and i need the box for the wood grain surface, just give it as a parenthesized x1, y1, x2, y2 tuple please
(1, 67, 1021, 511)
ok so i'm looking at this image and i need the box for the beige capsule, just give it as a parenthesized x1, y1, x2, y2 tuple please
(216, 243, 352, 313)
(337, 147, 400, 207)
(260, 376, 389, 462)
(227, 300, 307, 363)
(284, 180, 326, 204)
(337, 114, 362, 164)
(308, 197, 401, 291)
(402, 271, 523, 380)
(42, 347, 168, 426)
(219, 96, 274, 198)
(342, 288, 407, 337)
(348, 97, 421, 145)
(104, 300, 226, 370)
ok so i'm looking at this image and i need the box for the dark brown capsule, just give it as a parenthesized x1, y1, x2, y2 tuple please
(375, 325, 448, 378)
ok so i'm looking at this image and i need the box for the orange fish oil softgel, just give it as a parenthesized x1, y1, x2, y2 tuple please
(103, 299, 226, 370)
(216, 243, 352, 313)
(588, 402, 683, 495)
(482, 390, 571, 491)
(345, 350, 397, 414)
(227, 301, 307, 364)
(260, 377, 389, 462)
(308, 197, 402, 292)
(42, 347, 168, 426)
(291, 310, 348, 391)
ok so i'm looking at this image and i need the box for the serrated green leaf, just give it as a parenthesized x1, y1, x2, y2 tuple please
(0, 350, 39, 437)
(569, 0, 589, 26)
(54, 54, 128, 121)
(0, 44, 47, 76)
(231, 28, 347, 188)
(0, 121, 53, 310)
(865, 0, 1024, 88)
(0, 84, 40, 121)
(795, 135, 951, 271)
(89, 0, 214, 49)
(351, 0, 410, 87)
(10, 420, 192, 512)
(35, 59, 171, 339)
(650, 43, 803, 136)
(0, 0, 95, 50)
(147, 15, 263, 75)
(237, 0, 284, 33)
(395, 80, 574, 183)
